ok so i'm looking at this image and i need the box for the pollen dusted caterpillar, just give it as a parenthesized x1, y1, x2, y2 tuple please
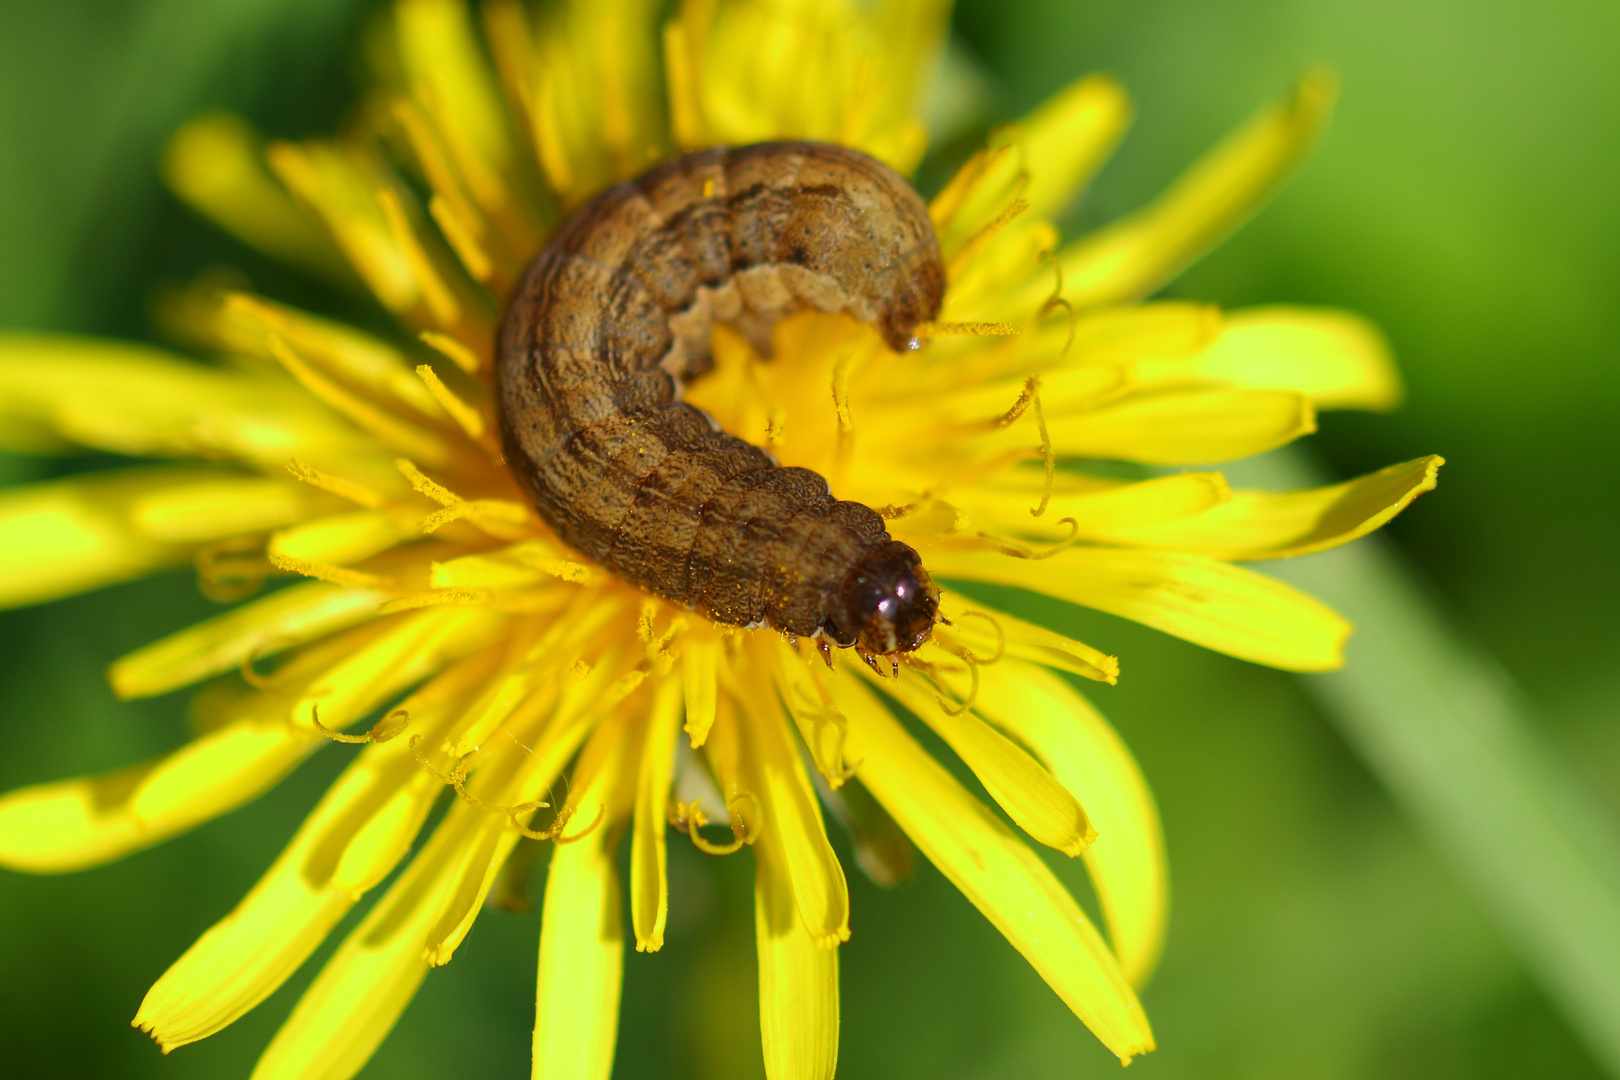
(497, 141, 946, 666)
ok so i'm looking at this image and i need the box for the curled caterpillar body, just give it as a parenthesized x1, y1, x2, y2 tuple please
(498, 141, 945, 656)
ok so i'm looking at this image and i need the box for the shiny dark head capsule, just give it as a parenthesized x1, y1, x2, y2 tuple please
(824, 541, 940, 655)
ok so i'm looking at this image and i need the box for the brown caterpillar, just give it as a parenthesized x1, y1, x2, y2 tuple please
(497, 141, 945, 664)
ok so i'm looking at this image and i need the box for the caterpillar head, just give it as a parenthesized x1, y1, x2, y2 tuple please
(829, 541, 941, 655)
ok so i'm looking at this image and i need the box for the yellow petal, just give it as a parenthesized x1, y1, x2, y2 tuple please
(128, 473, 329, 542)
(0, 463, 333, 611)
(433, 622, 559, 756)
(136, 852, 348, 1052)
(973, 660, 1168, 987)
(908, 302, 1219, 407)
(420, 811, 527, 969)
(866, 0, 951, 159)
(267, 507, 422, 566)
(771, 638, 855, 783)
(109, 580, 387, 699)
(837, 676, 1154, 1063)
(1051, 386, 1316, 465)
(699, 690, 746, 804)
(241, 650, 556, 1075)
(431, 537, 603, 590)
(0, 335, 380, 470)
(735, 649, 850, 946)
(162, 112, 351, 282)
(133, 730, 441, 1050)
(960, 471, 1230, 543)
(328, 771, 441, 896)
(934, 592, 1119, 685)
(941, 218, 1059, 323)
(932, 142, 1027, 259)
(1135, 305, 1404, 411)
(393, 0, 528, 227)
(206, 292, 442, 417)
(0, 716, 318, 873)
(1057, 69, 1337, 307)
(693, 0, 939, 169)
(877, 363, 1120, 447)
(528, 0, 670, 205)
(681, 623, 720, 746)
(290, 606, 507, 732)
(0, 470, 185, 609)
(870, 664, 1094, 857)
(248, 800, 487, 1080)
(424, 659, 649, 969)
(1063, 471, 1231, 531)
(267, 140, 419, 314)
(682, 0, 940, 173)
(755, 828, 839, 1080)
(1006, 73, 1132, 221)
(444, 597, 625, 756)
(534, 703, 640, 1080)
(1050, 301, 1223, 372)
(534, 816, 626, 1080)
(1104, 455, 1444, 560)
(925, 545, 1351, 671)
(268, 336, 450, 467)
(631, 675, 684, 952)
(661, 14, 705, 149)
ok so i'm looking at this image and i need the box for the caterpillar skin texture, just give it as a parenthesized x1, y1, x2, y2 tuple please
(498, 141, 946, 656)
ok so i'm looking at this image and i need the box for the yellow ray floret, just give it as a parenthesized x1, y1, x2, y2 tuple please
(533, 706, 641, 1080)
(1133, 305, 1404, 411)
(958, 471, 1230, 544)
(0, 336, 384, 473)
(132, 687, 460, 1050)
(874, 661, 1097, 857)
(0, 716, 320, 874)
(248, 800, 484, 1080)
(390, 0, 539, 243)
(108, 580, 389, 699)
(754, 817, 841, 1080)
(163, 112, 353, 284)
(668, 0, 944, 173)
(0, 467, 339, 610)
(1105, 455, 1445, 559)
(1054, 69, 1338, 309)
(268, 507, 424, 567)
(934, 593, 1120, 685)
(729, 648, 851, 948)
(926, 545, 1352, 671)
(1005, 73, 1134, 221)
(224, 293, 444, 416)
(631, 677, 685, 952)
(973, 661, 1168, 987)
(838, 675, 1154, 1064)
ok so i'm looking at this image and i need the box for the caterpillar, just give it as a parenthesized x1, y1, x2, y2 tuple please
(497, 141, 946, 666)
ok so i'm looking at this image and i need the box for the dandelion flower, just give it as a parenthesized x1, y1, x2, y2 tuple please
(0, 0, 1441, 1077)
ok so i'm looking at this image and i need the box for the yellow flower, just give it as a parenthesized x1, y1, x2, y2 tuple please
(0, 0, 1440, 1077)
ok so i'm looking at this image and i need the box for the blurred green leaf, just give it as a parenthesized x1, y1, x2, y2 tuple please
(0, 0, 363, 331)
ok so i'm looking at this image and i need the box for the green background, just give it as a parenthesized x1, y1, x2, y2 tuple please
(1, 0, 1617, 1076)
